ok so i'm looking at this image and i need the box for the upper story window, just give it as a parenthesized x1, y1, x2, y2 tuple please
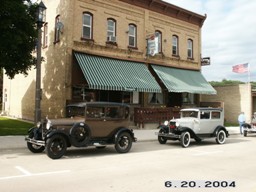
(43, 22, 48, 48)
(187, 39, 193, 58)
(107, 18, 116, 42)
(54, 15, 60, 43)
(82, 12, 93, 39)
(155, 31, 162, 53)
(172, 35, 179, 56)
(128, 24, 136, 47)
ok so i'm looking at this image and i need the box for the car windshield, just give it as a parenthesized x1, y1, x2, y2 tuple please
(181, 111, 198, 118)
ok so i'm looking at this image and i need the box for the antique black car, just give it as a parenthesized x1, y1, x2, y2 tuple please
(25, 102, 136, 159)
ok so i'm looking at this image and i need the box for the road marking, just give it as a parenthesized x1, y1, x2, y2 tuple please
(15, 166, 32, 176)
(0, 167, 70, 181)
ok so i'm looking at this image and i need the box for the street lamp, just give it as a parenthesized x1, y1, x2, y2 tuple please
(34, 1, 47, 124)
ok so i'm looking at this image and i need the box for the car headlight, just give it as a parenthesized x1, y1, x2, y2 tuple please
(175, 122, 180, 127)
(164, 121, 169, 126)
(46, 120, 52, 130)
(36, 121, 41, 128)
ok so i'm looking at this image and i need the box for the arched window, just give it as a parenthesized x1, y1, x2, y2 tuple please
(187, 39, 193, 58)
(82, 12, 93, 39)
(172, 35, 179, 56)
(155, 30, 162, 53)
(54, 15, 60, 43)
(128, 24, 136, 47)
(107, 18, 116, 42)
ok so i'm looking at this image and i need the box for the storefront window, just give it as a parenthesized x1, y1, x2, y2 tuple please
(148, 93, 163, 104)
(182, 93, 194, 104)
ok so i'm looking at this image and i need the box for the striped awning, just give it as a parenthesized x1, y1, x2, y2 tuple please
(151, 65, 216, 94)
(74, 52, 161, 93)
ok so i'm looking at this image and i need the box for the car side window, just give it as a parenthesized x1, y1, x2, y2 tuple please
(86, 107, 104, 118)
(106, 107, 120, 118)
(211, 111, 221, 119)
(200, 111, 210, 119)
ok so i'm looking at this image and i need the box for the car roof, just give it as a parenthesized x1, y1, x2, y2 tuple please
(66, 101, 130, 108)
(181, 108, 223, 112)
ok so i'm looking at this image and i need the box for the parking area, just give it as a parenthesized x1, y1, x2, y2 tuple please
(1, 133, 256, 192)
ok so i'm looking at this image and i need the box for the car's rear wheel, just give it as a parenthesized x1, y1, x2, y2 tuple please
(158, 129, 167, 144)
(215, 130, 226, 144)
(27, 132, 45, 153)
(46, 134, 67, 159)
(180, 131, 190, 148)
(115, 132, 132, 153)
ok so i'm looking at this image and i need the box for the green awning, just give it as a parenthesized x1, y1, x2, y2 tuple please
(151, 65, 216, 94)
(74, 52, 161, 93)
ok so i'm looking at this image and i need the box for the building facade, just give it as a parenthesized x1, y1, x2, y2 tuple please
(201, 84, 254, 124)
(2, 0, 215, 121)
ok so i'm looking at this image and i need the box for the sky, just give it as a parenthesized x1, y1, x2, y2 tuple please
(164, 0, 256, 82)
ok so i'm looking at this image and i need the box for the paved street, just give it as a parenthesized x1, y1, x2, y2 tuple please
(0, 131, 256, 192)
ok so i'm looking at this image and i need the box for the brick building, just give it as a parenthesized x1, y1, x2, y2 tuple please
(2, 0, 215, 121)
(201, 84, 255, 124)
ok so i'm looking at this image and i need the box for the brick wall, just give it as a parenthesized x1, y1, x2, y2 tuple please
(201, 84, 252, 124)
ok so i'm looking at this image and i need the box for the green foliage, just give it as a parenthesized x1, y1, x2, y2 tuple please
(0, 117, 33, 136)
(0, 0, 38, 79)
(209, 79, 246, 86)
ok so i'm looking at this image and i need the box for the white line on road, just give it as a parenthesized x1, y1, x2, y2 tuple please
(0, 167, 71, 181)
(15, 166, 32, 176)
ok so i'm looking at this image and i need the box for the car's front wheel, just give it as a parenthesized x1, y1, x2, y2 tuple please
(180, 131, 190, 148)
(158, 129, 167, 144)
(215, 130, 226, 144)
(46, 134, 67, 159)
(27, 131, 45, 153)
(115, 132, 132, 153)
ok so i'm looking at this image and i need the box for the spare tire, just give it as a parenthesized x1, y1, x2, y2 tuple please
(70, 123, 91, 147)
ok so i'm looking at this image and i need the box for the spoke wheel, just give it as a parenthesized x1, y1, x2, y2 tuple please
(27, 131, 45, 153)
(46, 134, 67, 159)
(115, 132, 132, 153)
(216, 130, 226, 144)
(180, 131, 190, 148)
(158, 130, 167, 144)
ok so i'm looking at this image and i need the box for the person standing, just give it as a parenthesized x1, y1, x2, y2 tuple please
(238, 112, 246, 135)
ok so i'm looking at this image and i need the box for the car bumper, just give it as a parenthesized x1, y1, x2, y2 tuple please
(244, 128, 256, 133)
(156, 132, 180, 139)
(25, 137, 45, 146)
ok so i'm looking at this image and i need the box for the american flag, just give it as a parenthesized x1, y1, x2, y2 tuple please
(232, 63, 249, 73)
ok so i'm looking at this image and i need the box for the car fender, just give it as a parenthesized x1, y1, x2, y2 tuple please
(242, 123, 251, 128)
(114, 127, 136, 142)
(213, 126, 229, 137)
(158, 125, 169, 133)
(45, 130, 71, 146)
(27, 127, 37, 134)
(178, 126, 201, 141)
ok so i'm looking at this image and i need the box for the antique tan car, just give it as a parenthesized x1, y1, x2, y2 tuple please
(25, 102, 136, 159)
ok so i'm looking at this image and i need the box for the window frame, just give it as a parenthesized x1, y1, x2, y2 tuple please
(187, 39, 193, 59)
(82, 12, 93, 40)
(43, 22, 48, 48)
(107, 18, 116, 38)
(172, 35, 179, 56)
(54, 15, 60, 44)
(128, 24, 137, 48)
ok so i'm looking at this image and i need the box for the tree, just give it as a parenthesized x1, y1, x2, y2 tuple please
(0, 0, 38, 79)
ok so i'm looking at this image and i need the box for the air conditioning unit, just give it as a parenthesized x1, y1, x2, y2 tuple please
(107, 36, 116, 42)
